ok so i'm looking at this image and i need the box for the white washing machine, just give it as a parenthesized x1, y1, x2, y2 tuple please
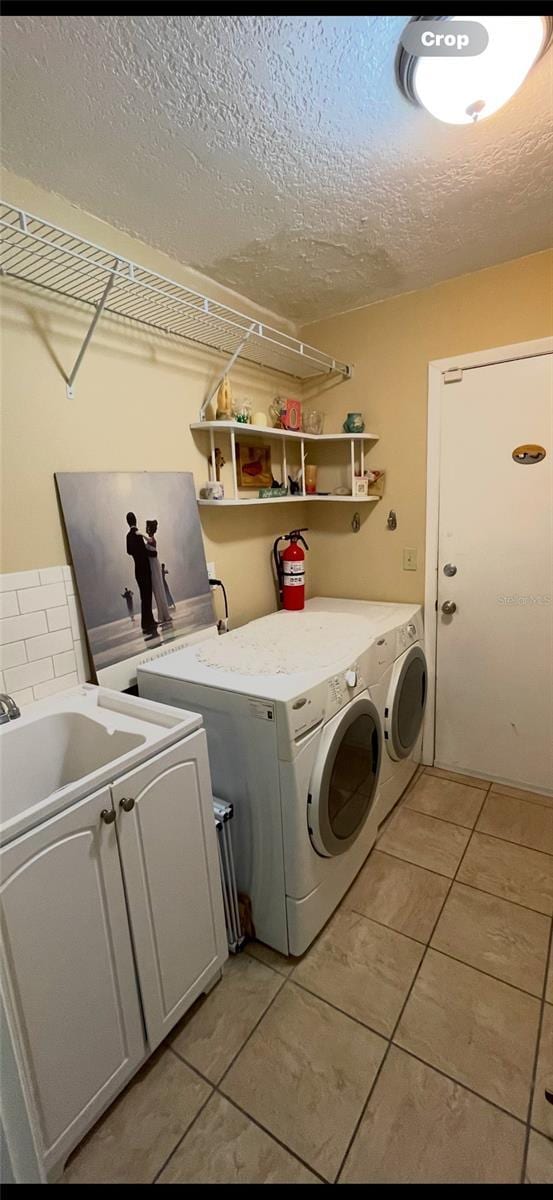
(138, 601, 400, 956)
(307, 599, 427, 825)
(371, 605, 427, 824)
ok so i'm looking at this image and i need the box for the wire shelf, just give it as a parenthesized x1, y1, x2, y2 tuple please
(0, 203, 352, 382)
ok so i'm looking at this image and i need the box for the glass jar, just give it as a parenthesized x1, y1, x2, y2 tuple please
(303, 408, 324, 435)
(232, 399, 252, 424)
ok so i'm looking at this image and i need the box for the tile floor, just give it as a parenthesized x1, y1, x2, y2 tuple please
(64, 766, 553, 1184)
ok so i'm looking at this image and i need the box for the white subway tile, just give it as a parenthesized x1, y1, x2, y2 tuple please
(0, 612, 48, 645)
(26, 628, 73, 662)
(65, 578, 75, 597)
(0, 670, 4, 691)
(0, 593, 19, 619)
(11, 687, 35, 708)
(18, 583, 67, 614)
(47, 605, 70, 632)
(34, 673, 78, 701)
(62, 565, 72, 581)
(39, 567, 64, 585)
(0, 642, 27, 671)
(54, 649, 76, 677)
(0, 570, 40, 592)
(67, 594, 83, 640)
(73, 639, 90, 683)
(5, 658, 53, 693)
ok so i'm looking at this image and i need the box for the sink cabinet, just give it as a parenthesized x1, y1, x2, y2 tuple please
(0, 730, 227, 1179)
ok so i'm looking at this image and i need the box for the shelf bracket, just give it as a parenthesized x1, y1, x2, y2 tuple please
(65, 261, 119, 398)
(199, 322, 258, 421)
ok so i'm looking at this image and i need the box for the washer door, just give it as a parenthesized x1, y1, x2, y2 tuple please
(308, 695, 382, 858)
(385, 644, 427, 761)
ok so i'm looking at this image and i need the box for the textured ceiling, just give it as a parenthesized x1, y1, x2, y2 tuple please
(2, 15, 552, 323)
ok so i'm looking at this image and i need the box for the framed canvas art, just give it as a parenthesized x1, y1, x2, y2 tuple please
(55, 471, 215, 690)
(236, 442, 272, 489)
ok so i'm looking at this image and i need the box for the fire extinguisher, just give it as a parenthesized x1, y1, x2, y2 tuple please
(273, 529, 309, 611)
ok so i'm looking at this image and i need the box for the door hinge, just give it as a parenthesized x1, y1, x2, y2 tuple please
(444, 368, 463, 384)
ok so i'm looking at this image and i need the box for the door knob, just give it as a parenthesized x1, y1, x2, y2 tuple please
(119, 797, 135, 812)
(441, 600, 457, 615)
(100, 808, 116, 825)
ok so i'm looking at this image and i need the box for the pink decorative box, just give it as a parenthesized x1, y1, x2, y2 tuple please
(281, 398, 302, 431)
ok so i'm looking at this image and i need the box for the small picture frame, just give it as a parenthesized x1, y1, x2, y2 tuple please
(353, 476, 369, 497)
(236, 441, 272, 489)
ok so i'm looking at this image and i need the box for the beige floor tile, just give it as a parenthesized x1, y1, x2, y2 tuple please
(525, 1130, 553, 1184)
(222, 982, 386, 1181)
(378, 807, 471, 877)
(476, 792, 553, 856)
(531, 1003, 553, 1138)
(340, 1045, 525, 1184)
(431, 883, 550, 996)
(405, 774, 485, 828)
(491, 782, 553, 809)
(546, 957, 553, 1004)
(424, 766, 489, 790)
(291, 908, 423, 1036)
(395, 949, 540, 1119)
(343, 849, 449, 943)
(170, 954, 282, 1083)
(245, 940, 295, 976)
(157, 1093, 319, 1184)
(457, 833, 553, 916)
(63, 1048, 210, 1184)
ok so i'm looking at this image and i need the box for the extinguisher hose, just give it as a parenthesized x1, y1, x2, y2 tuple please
(272, 536, 284, 601)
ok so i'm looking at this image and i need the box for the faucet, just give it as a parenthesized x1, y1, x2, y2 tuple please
(0, 694, 21, 724)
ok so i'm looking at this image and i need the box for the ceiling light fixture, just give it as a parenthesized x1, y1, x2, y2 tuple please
(397, 16, 552, 125)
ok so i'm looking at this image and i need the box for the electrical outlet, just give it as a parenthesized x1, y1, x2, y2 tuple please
(206, 561, 216, 580)
(403, 547, 417, 571)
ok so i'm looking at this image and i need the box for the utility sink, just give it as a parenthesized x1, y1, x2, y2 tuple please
(0, 684, 202, 845)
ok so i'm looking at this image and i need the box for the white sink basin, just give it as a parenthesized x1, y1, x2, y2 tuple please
(0, 685, 202, 845)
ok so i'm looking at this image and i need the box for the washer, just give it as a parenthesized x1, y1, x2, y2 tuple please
(371, 605, 427, 824)
(137, 601, 398, 956)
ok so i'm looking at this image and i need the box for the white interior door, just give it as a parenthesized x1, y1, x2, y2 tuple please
(435, 353, 553, 792)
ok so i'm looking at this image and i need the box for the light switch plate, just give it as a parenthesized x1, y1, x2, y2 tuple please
(403, 547, 417, 571)
(207, 561, 216, 580)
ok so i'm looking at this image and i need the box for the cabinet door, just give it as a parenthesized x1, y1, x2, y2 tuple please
(113, 731, 228, 1051)
(0, 788, 145, 1175)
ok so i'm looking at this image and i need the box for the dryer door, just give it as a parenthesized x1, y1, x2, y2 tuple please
(308, 695, 382, 858)
(385, 644, 427, 762)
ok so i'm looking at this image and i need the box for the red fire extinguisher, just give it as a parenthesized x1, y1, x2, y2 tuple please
(273, 529, 309, 611)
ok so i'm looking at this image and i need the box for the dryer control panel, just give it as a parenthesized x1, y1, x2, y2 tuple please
(397, 615, 423, 652)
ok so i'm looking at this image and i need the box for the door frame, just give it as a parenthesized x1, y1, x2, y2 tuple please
(422, 335, 553, 765)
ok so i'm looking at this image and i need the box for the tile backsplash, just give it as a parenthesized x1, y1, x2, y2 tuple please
(0, 566, 90, 706)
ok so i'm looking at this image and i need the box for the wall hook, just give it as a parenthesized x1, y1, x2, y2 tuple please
(351, 511, 361, 533)
(386, 509, 397, 530)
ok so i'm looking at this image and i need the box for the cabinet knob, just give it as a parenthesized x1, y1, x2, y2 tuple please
(100, 808, 116, 825)
(119, 797, 135, 812)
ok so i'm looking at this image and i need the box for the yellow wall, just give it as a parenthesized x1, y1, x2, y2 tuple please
(301, 250, 553, 603)
(2, 169, 551, 633)
(0, 171, 308, 630)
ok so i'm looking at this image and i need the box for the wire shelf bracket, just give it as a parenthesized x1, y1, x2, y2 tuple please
(0, 202, 353, 398)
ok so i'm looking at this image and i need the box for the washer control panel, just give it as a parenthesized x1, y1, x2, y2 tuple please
(327, 662, 362, 715)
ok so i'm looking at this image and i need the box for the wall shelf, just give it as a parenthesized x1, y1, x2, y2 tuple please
(0, 203, 352, 396)
(190, 421, 377, 443)
(198, 495, 380, 507)
(192, 421, 381, 505)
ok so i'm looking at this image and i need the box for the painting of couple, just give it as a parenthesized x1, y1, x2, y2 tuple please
(126, 513, 175, 638)
(55, 471, 215, 688)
